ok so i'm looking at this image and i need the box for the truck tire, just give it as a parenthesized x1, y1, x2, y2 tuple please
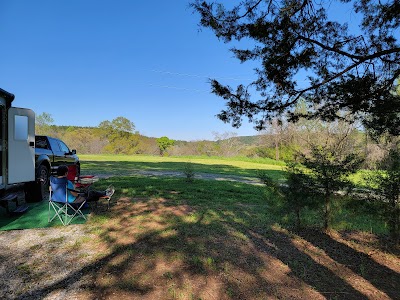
(37, 164, 50, 187)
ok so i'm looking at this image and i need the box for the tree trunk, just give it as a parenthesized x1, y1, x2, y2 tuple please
(324, 193, 331, 231)
(296, 208, 301, 230)
(390, 195, 400, 244)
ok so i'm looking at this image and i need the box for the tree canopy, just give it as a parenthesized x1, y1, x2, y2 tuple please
(191, 0, 400, 135)
(98, 117, 140, 154)
(156, 136, 175, 156)
(35, 112, 54, 135)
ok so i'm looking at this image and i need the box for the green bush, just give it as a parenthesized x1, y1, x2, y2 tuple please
(183, 163, 195, 182)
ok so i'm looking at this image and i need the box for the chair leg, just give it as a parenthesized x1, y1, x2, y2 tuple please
(48, 201, 86, 226)
(65, 202, 87, 225)
(96, 196, 112, 212)
(49, 201, 67, 226)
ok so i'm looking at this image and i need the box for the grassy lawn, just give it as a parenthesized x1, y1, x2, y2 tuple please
(79, 154, 286, 181)
(8, 155, 398, 299)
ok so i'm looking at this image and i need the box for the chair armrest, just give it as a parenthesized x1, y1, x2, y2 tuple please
(67, 188, 85, 195)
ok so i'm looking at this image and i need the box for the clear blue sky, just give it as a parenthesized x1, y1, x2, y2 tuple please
(0, 0, 260, 141)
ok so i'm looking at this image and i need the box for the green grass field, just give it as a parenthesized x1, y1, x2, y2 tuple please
(83, 154, 387, 234)
(79, 154, 287, 181)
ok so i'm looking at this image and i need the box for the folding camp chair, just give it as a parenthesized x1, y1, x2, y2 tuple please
(67, 164, 79, 181)
(75, 175, 99, 193)
(48, 176, 87, 226)
(67, 165, 99, 194)
(94, 185, 115, 211)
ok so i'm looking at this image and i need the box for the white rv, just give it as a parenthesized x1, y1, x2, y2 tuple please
(0, 88, 35, 192)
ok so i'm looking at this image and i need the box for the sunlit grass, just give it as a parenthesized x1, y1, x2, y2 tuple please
(89, 174, 387, 235)
(82, 154, 388, 234)
(79, 154, 286, 180)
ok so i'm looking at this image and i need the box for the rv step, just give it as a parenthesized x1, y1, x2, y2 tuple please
(0, 193, 19, 215)
(0, 192, 18, 202)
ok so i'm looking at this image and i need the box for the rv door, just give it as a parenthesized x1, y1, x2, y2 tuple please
(8, 107, 35, 184)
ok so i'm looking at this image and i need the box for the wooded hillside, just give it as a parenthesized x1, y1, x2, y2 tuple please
(36, 113, 388, 169)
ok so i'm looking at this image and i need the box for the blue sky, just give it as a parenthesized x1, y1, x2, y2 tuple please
(1, 1, 364, 141)
(0, 0, 260, 141)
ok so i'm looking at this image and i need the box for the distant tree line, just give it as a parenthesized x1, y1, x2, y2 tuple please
(36, 110, 393, 169)
(35, 114, 159, 155)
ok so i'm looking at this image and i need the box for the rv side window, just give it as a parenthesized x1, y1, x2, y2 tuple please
(14, 115, 28, 141)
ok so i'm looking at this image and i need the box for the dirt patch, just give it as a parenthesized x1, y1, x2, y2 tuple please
(1, 195, 398, 300)
(0, 225, 104, 300)
(96, 170, 263, 185)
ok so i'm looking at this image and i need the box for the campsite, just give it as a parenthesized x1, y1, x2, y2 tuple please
(0, 155, 399, 299)
(1, 0, 400, 299)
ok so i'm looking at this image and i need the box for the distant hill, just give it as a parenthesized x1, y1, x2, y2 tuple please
(234, 135, 259, 145)
(218, 135, 259, 146)
(43, 125, 261, 147)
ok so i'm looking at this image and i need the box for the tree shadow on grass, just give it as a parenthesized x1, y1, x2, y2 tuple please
(220, 212, 374, 299)
(295, 229, 400, 299)
(12, 177, 398, 300)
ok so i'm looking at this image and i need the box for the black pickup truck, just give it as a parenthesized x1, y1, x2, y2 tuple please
(35, 135, 80, 185)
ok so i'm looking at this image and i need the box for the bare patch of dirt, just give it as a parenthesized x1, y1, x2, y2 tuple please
(0, 196, 399, 300)
(96, 170, 263, 185)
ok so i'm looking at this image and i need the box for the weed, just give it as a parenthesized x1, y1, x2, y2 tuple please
(48, 236, 65, 243)
(223, 262, 231, 274)
(69, 240, 82, 251)
(29, 244, 42, 251)
(79, 236, 93, 243)
(126, 249, 136, 257)
(204, 257, 217, 270)
(17, 264, 31, 276)
(183, 163, 195, 182)
(163, 271, 173, 280)
(226, 286, 235, 298)
(77, 252, 90, 259)
(191, 255, 204, 271)
(168, 284, 177, 299)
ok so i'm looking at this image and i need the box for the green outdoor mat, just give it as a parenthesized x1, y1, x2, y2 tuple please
(0, 200, 89, 231)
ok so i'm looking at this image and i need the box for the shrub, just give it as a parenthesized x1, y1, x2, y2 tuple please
(183, 163, 195, 182)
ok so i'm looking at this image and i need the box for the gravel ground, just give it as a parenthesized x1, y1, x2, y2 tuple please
(0, 225, 102, 300)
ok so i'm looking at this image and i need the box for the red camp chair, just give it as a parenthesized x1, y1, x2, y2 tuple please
(66, 165, 112, 210)
(67, 165, 98, 193)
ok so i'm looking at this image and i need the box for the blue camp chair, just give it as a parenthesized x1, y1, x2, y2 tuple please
(48, 176, 87, 225)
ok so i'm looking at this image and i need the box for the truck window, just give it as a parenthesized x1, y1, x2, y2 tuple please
(58, 140, 70, 153)
(35, 136, 49, 149)
(48, 138, 61, 152)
